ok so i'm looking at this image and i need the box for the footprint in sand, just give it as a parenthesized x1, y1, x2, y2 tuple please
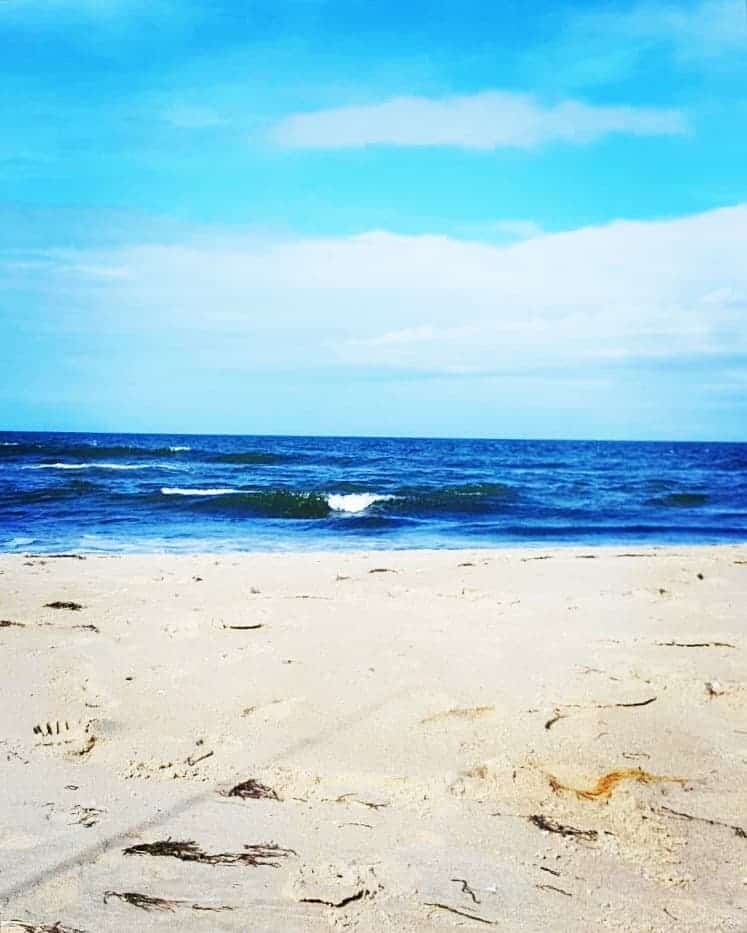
(287, 863, 382, 907)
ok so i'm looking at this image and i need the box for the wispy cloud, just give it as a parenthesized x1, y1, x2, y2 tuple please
(270, 91, 688, 150)
(540, 0, 747, 87)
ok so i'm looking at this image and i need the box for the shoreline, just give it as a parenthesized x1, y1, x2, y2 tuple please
(1, 546, 745, 930)
(8, 540, 747, 558)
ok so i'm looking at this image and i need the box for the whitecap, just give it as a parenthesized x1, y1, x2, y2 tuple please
(326, 493, 394, 514)
(169, 446, 191, 452)
(31, 462, 143, 471)
(1, 442, 20, 446)
(161, 487, 240, 496)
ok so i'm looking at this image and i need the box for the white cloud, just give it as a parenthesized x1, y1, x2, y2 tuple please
(270, 91, 688, 150)
(25, 204, 745, 379)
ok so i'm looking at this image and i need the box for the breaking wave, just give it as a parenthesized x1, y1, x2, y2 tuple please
(326, 493, 395, 513)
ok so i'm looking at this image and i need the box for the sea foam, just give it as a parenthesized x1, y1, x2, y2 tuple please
(326, 493, 394, 513)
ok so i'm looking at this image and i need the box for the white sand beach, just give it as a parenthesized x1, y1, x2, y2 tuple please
(1, 546, 745, 931)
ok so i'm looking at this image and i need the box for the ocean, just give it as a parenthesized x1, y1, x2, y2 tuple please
(0, 432, 745, 553)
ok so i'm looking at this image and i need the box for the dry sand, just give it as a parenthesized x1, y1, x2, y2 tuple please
(0, 546, 745, 932)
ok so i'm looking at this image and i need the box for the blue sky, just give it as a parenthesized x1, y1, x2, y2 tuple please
(1, 0, 745, 439)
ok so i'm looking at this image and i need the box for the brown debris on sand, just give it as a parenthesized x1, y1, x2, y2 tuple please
(549, 768, 686, 800)
(1, 619, 24, 627)
(44, 601, 83, 611)
(330, 793, 390, 810)
(451, 878, 480, 903)
(425, 903, 496, 924)
(422, 705, 494, 725)
(528, 814, 598, 840)
(655, 805, 746, 839)
(6, 923, 88, 933)
(104, 891, 233, 913)
(545, 696, 655, 730)
(536, 883, 573, 897)
(222, 778, 279, 800)
(656, 640, 735, 649)
(123, 838, 296, 867)
(104, 891, 178, 912)
(222, 623, 263, 630)
(37, 554, 86, 560)
(369, 567, 397, 574)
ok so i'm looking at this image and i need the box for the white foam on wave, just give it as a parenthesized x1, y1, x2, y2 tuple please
(326, 492, 394, 514)
(169, 446, 191, 452)
(31, 462, 143, 471)
(1, 442, 20, 446)
(7, 535, 35, 547)
(161, 487, 240, 496)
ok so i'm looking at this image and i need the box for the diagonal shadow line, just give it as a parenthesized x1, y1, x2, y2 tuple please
(0, 687, 410, 901)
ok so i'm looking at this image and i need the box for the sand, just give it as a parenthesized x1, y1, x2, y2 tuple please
(0, 546, 745, 932)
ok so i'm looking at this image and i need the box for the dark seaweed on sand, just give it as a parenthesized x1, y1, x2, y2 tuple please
(123, 838, 296, 867)
(223, 778, 279, 800)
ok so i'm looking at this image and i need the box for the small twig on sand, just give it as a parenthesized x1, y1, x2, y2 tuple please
(1, 619, 24, 627)
(451, 878, 480, 903)
(655, 805, 746, 839)
(603, 696, 657, 709)
(369, 568, 397, 574)
(656, 640, 735, 649)
(301, 891, 367, 909)
(544, 711, 565, 730)
(536, 883, 572, 897)
(331, 793, 390, 810)
(44, 601, 83, 611)
(222, 623, 263, 630)
(545, 696, 655, 730)
(425, 903, 495, 924)
(186, 750, 214, 767)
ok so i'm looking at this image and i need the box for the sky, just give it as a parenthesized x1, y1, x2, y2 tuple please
(0, 0, 745, 440)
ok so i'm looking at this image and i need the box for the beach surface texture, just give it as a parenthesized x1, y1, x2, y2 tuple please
(0, 546, 745, 931)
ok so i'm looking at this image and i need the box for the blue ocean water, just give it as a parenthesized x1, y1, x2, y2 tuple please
(0, 432, 745, 553)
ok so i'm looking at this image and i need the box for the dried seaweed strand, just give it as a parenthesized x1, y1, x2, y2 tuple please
(529, 814, 598, 840)
(223, 778, 279, 800)
(656, 805, 746, 839)
(549, 768, 685, 800)
(123, 838, 296, 867)
(425, 903, 495, 924)
(451, 878, 480, 904)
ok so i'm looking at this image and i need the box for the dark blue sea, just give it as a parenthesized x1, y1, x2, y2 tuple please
(0, 432, 745, 553)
